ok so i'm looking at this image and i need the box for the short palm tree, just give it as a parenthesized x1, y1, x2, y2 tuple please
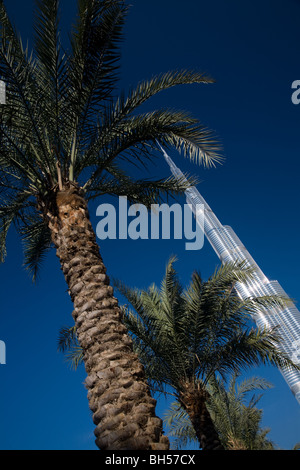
(114, 258, 300, 450)
(164, 374, 276, 450)
(0, 0, 222, 450)
(206, 374, 276, 450)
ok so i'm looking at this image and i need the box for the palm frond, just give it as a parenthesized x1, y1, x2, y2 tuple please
(33, 0, 68, 168)
(34, 0, 62, 82)
(113, 70, 215, 120)
(114, 276, 186, 389)
(20, 216, 52, 282)
(163, 401, 197, 450)
(114, 258, 196, 386)
(70, 0, 127, 108)
(214, 326, 300, 376)
(57, 325, 84, 370)
(77, 67, 222, 184)
(86, 164, 199, 207)
(66, 0, 128, 178)
(81, 108, 221, 187)
(0, 189, 34, 262)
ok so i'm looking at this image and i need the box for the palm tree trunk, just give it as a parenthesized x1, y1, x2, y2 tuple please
(46, 187, 169, 450)
(179, 381, 224, 450)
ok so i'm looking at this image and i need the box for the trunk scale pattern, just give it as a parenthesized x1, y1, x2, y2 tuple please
(47, 187, 169, 450)
(179, 381, 224, 450)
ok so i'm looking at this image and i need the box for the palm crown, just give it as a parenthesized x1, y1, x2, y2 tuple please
(117, 258, 296, 391)
(0, 0, 221, 279)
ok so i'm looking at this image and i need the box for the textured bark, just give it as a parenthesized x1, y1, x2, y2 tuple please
(46, 186, 169, 450)
(179, 381, 224, 450)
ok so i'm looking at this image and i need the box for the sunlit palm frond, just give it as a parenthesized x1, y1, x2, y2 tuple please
(85, 161, 199, 206)
(80, 105, 221, 186)
(114, 70, 215, 119)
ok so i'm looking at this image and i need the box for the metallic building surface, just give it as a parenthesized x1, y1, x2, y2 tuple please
(160, 145, 300, 404)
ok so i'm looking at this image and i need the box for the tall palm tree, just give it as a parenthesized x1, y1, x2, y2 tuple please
(0, 0, 222, 450)
(114, 258, 300, 450)
(164, 374, 276, 450)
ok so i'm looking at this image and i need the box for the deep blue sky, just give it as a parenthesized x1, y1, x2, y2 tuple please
(0, 0, 300, 450)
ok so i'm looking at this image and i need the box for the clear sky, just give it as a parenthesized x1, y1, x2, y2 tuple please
(0, 0, 300, 450)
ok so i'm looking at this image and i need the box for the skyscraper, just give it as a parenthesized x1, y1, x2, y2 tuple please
(159, 144, 300, 404)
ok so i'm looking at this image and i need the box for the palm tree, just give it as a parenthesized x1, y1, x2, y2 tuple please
(114, 258, 300, 450)
(206, 374, 276, 450)
(164, 374, 276, 450)
(0, 0, 223, 450)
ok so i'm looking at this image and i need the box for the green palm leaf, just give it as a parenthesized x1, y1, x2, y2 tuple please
(115, 258, 300, 389)
(57, 325, 84, 370)
(20, 217, 52, 281)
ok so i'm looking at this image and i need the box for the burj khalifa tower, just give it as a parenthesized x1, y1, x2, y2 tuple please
(159, 144, 300, 404)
